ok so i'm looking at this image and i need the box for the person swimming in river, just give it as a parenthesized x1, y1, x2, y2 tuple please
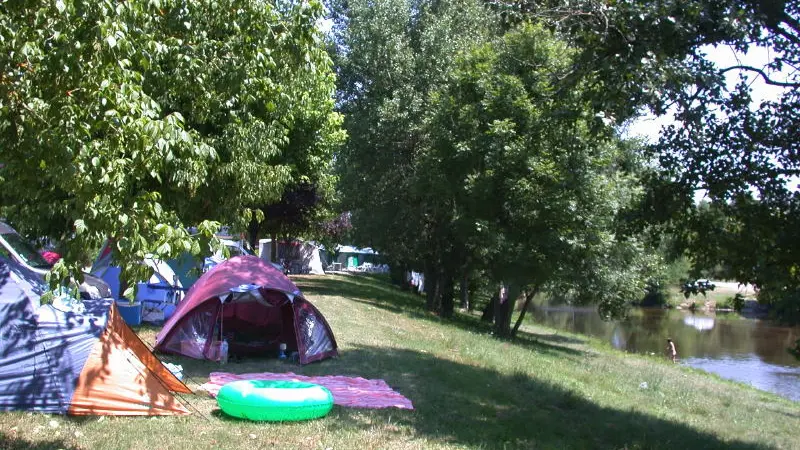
(666, 338, 677, 363)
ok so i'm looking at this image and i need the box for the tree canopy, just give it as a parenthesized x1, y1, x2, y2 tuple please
(482, 0, 800, 324)
(0, 0, 341, 296)
(329, 0, 659, 334)
(330, 0, 800, 327)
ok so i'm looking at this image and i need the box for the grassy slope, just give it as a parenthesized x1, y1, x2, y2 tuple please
(1, 274, 798, 450)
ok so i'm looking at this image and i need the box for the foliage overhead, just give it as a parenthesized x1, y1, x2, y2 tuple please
(0, 0, 341, 297)
(329, 0, 494, 265)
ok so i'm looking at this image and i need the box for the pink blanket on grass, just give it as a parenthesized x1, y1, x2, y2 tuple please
(201, 372, 414, 410)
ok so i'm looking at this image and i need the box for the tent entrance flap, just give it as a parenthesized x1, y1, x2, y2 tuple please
(217, 290, 297, 356)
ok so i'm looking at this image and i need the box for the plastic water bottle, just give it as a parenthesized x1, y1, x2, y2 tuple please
(278, 343, 287, 360)
(220, 340, 229, 364)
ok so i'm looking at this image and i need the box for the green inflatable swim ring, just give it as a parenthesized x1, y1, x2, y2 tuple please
(217, 380, 334, 421)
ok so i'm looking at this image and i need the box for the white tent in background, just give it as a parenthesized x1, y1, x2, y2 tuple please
(258, 239, 326, 275)
(335, 245, 377, 255)
(334, 245, 380, 269)
(303, 243, 326, 274)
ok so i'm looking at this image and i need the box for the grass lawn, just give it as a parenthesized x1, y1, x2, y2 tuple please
(1, 274, 798, 449)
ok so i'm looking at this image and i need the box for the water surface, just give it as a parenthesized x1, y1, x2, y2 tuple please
(529, 306, 800, 402)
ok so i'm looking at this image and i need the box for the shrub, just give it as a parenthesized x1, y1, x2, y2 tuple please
(731, 293, 745, 312)
(640, 280, 669, 306)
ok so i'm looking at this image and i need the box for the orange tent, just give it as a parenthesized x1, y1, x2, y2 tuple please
(0, 257, 190, 415)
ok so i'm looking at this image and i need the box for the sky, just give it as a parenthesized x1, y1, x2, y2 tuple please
(625, 44, 790, 141)
(624, 44, 799, 200)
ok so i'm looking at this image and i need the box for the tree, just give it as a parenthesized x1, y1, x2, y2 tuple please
(329, 0, 495, 315)
(316, 211, 353, 251)
(330, 0, 660, 325)
(0, 0, 341, 297)
(484, 0, 800, 323)
(140, 0, 344, 237)
(425, 23, 659, 335)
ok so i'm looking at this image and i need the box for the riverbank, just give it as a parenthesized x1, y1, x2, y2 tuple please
(670, 281, 764, 314)
(525, 303, 800, 402)
(1, 274, 798, 449)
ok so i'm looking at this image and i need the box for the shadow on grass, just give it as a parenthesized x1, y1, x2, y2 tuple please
(526, 332, 587, 345)
(0, 432, 80, 450)
(180, 344, 773, 450)
(157, 271, 783, 449)
(326, 345, 774, 449)
(297, 274, 588, 359)
(209, 409, 243, 422)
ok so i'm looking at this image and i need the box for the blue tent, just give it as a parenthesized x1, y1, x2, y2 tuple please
(0, 257, 191, 415)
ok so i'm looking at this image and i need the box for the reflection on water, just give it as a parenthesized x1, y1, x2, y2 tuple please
(530, 306, 800, 402)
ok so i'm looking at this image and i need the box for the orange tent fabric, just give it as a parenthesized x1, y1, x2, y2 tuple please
(68, 305, 190, 416)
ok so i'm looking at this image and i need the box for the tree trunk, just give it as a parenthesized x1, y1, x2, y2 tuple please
(440, 275, 455, 318)
(468, 277, 477, 312)
(390, 262, 408, 289)
(247, 218, 260, 251)
(431, 273, 443, 312)
(270, 233, 278, 262)
(494, 283, 520, 338)
(511, 287, 539, 337)
(424, 266, 437, 311)
(481, 293, 497, 322)
(460, 272, 469, 310)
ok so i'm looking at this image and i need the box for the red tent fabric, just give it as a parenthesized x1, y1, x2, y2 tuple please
(40, 250, 62, 265)
(155, 256, 337, 364)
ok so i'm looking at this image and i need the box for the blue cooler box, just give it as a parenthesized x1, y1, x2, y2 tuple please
(116, 301, 143, 326)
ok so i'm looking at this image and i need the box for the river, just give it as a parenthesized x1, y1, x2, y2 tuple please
(529, 306, 800, 402)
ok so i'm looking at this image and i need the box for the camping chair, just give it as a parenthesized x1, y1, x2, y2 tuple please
(139, 272, 187, 322)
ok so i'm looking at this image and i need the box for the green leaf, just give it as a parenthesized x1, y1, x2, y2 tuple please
(74, 219, 87, 235)
(156, 242, 171, 255)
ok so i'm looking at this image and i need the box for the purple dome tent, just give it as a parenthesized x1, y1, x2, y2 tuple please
(155, 256, 337, 364)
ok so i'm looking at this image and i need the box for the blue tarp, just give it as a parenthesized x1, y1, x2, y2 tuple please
(0, 257, 110, 413)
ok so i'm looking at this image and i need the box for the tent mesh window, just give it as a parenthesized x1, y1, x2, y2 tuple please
(161, 301, 219, 359)
(297, 302, 334, 358)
